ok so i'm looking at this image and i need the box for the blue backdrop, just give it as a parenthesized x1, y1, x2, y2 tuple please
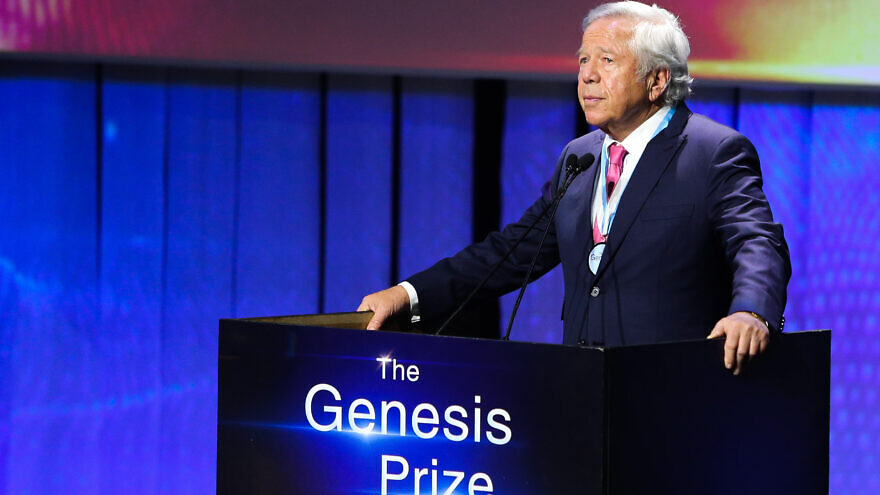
(0, 60, 878, 494)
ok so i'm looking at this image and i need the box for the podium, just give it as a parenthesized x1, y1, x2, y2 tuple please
(217, 315, 829, 494)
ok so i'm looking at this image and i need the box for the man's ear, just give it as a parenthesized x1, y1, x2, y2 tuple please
(647, 67, 671, 103)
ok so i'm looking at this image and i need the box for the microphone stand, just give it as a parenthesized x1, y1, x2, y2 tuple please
(434, 153, 594, 337)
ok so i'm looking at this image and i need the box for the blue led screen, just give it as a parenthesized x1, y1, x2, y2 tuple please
(398, 78, 474, 280)
(0, 60, 878, 494)
(499, 80, 575, 344)
(237, 72, 322, 317)
(324, 75, 393, 314)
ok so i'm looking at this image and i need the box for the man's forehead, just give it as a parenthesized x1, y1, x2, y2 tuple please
(582, 16, 635, 43)
(579, 17, 634, 54)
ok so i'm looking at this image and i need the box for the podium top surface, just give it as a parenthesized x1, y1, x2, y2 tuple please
(222, 312, 830, 352)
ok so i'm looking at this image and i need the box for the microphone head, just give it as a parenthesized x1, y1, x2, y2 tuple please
(564, 154, 579, 174)
(576, 153, 596, 173)
(565, 152, 595, 177)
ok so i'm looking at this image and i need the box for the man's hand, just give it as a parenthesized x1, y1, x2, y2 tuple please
(706, 311, 770, 375)
(357, 286, 410, 330)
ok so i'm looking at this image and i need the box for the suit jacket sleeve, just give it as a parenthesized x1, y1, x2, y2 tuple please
(707, 133, 791, 330)
(405, 147, 571, 323)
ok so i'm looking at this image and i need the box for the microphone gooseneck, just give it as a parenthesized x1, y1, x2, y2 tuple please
(502, 152, 595, 341)
(434, 153, 595, 337)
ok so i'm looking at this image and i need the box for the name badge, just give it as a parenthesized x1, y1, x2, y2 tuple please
(588, 243, 605, 275)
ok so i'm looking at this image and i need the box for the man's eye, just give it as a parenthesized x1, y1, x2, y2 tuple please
(603, 56, 614, 63)
(579, 57, 588, 65)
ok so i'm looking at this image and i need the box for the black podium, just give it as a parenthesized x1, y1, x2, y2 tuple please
(217, 315, 829, 495)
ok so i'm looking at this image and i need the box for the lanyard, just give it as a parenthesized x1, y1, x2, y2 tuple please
(595, 107, 676, 238)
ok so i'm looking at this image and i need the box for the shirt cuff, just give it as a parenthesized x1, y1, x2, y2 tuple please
(397, 281, 420, 323)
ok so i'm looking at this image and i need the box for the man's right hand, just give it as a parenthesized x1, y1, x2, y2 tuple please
(357, 285, 410, 330)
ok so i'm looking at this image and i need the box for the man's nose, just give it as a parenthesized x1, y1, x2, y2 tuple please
(579, 60, 598, 83)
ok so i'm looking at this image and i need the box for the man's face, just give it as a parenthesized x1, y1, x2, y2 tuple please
(577, 16, 659, 141)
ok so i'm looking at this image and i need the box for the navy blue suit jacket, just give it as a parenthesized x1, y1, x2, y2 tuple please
(407, 105, 791, 346)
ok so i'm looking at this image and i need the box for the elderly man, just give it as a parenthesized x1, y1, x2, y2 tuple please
(359, 1, 790, 375)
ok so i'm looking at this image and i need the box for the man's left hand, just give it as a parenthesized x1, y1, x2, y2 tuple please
(706, 312, 769, 375)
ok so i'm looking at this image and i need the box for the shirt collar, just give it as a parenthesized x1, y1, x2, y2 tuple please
(602, 105, 673, 158)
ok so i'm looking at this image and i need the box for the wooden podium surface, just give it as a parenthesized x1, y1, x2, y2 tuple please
(218, 316, 829, 494)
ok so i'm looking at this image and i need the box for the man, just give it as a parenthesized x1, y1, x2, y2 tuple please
(358, 1, 790, 375)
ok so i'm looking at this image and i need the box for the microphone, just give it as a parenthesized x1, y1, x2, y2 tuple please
(503, 152, 594, 340)
(568, 152, 594, 175)
(434, 152, 595, 337)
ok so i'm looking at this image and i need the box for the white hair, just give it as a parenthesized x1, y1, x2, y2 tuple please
(583, 1, 693, 105)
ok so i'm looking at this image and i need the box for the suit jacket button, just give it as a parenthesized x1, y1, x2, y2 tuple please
(590, 286, 600, 297)
(577, 339, 587, 346)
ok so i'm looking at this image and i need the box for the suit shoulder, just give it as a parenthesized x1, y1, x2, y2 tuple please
(564, 129, 604, 155)
(685, 112, 749, 144)
(679, 111, 761, 175)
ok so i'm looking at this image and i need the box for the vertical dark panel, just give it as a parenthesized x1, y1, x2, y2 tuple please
(162, 68, 237, 494)
(398, 78, 474, 280)
(472, 80, 505, 243)
(236, 72, 321, 317)
(687, 85, 738, 128)
(808, 90, 880, 495)
(324, 75, 393, 311)
(0, 62, 97, 493)
(462, 79, 506, 337)
(500, 80, 576, 344)
(738, 89, 812, 333)
(99, 65, 168, 494)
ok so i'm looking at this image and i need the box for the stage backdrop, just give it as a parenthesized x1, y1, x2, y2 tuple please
(0, 61, 878, 495)
(0, 0, 878, 85)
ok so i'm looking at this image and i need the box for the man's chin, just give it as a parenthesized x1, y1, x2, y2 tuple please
(581, 113, 606, 131)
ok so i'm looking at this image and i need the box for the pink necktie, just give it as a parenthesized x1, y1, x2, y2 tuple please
(606, 143, 628, 199)
(592, 143, 628, 244)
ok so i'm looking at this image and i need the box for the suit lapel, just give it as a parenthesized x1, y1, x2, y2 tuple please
(570, 133, 605, 257)
(591, 105, 691, 282)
